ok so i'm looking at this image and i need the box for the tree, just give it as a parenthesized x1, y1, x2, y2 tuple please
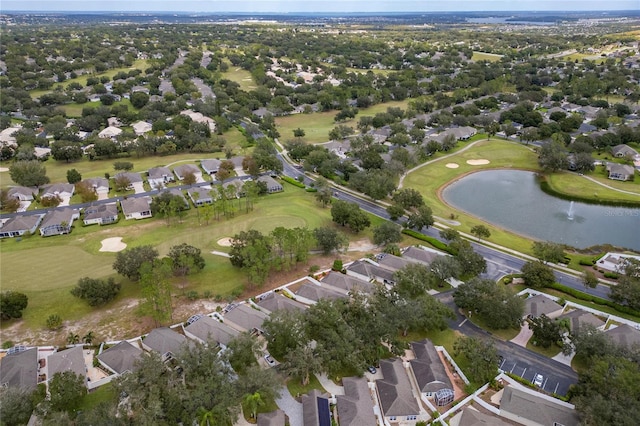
(429, 256, 460, 285)
(51, 141, 83, 163)
(167, 243, 205, 276)
(454, 278, 523, 329)
(130, 91, 150, 109)
(67, 332, 80, 345)
(226, 332, 261, 375)
(453, 336, 499, 384)
(66, 169, 82, 184)
(373, 222, 402, 246)
(112, 245, 159, 281)
(282, 343, 322, 386)
(528, 314, 562, 348)
(0, 291, 28, 320)
(75, 181, 98, 203)
(314, 177, 333, 208)
(393, 263, 437, 298)
(392, 188, 424, 210)
(113, 175, 131, 192)
(138, 259, 173, 326)
(532, 241, 565, 264)
(229, 230, 273, 286)
(609, 259, 640, 311)
(521, 261, 556, 289)
(48, 371, 86, 415)
(313, 226, 348, 254)
(582, 270, 599, 289)
(538, 139, 568, 172)
(386, 204, 405, 221)
(330, 200, 370, 233)
(293, 128, 305, 138)
(9, 160, 50, 187)
(0, 386, 36, 426)
(150, 191, 186, 225)
(0, 189, 21, 213)
(183, 171, 197, 185)
(451, 240, 487, 277)
(405, 205, 434, 231)
(470, 225, 491, 242)
(242, 392, 264, 420)
(113, 161, 133, 171)
(70, 277, 120, 306)
(263, 309, 307, 360)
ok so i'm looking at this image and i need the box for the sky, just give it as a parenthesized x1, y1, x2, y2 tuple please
(2, 0, 638, 13)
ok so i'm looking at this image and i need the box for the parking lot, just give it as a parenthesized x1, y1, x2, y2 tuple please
(499, 356, 568, 395)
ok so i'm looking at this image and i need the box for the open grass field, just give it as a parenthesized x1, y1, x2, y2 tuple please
(220, 64, 257, 92)
(545, 171, 640, 204)
(0, 183, 384, 344)
(403, 138, 542, 253)
(472, 52, 504, 62)
(275, 100, 411, 144)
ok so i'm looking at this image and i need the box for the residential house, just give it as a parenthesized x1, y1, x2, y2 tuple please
(402, 245, 442, 266)
(376, 358, 421, 423)
(132, 121, 152, 135)
(98, 126, 123, 139)
(142, 328, 190, 361)
(183, 316, 239, 348)
(257, 409, 286, 426)
(499, 385, 580, 426)
(301, 389, 332, 426)
(201, 159, 222, 175)
(449, 406, 512, 426)
(524, 294, 564, 319)
(120, 197, 152, 220)
(257, 175, 283, 193)
(148, 167, 174, 190)
(346, 259, 396, 285)
(376, 253, 419, 272)
(83, 178, 109, 198)
(180, 109, 216, 133)
(256, 292, 308, 314)
(606, 324, 640, 349)
(611, 144, 639, 159)
(434, 126, 477, 144)
(173, 164, 202, 182)
(409, 339, 454, 404)
(114, 172, 144, 190)
(0, 347, 38, 390)
(596, 252, 640, 274)
(47, 346, 87, 385)
(294, 280, 348, 303)
(41, 183, 74, 203)
(165, 188, 189, 209)
(0, 214, 44, 238)
(187, 187, 214, 207)
(336, 377, 377, 426)
(7, 186, 36, 202)
(557, 309, 605, 333)
(97, 341, 144, 375)
(83, 203, 119, 226)
(222, 178, 245, 196)
(39, 208, 79, 236)
(606, 162, 635, 181)
(223, 303, 269, 334)
(320, 271, 376, 295)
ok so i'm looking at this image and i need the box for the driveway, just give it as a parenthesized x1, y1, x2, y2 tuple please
(275, 389, 303, 426)
(510, 324, 533, 347)
(315, 373, 344, 396)
(131, 182, 145, 194)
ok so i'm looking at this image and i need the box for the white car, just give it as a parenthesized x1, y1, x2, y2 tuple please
(264, 353, 276, 366)
(533, 374, 544, 387)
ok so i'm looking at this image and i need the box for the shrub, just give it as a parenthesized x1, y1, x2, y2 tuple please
(281, 175, 306, 188)
(71, 277, 121, 306)
(46, 314, 62, 330)
(401, 229, 457, 255)
(186, 291, 199, 301)
(603, 272, 619, 279)
(579, 259, 595, 266)
(332, 260, 343, 271)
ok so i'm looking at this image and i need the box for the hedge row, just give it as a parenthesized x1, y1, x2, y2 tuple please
(401, 229, 457, 255)
(281, 175, 306, 188)
(546, 282, 640, 318)
(538, 176, 640, 208)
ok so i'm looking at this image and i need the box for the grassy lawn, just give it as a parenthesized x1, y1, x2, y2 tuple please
(275, 100, 411, 144)
(0, 186, 354, 337)
(525, 341, 561, 358)
(221, 63, 257, 92)
(469, 316, 521, 341)
(472, 52, 504, 62)
(540, 287, 640, 323)
(545, 171, 640, 203)
(403, 138, 542, 254)
(78, 383, 116, 412)
(286, 373, 326, 398)
(242, 394, 279, 423)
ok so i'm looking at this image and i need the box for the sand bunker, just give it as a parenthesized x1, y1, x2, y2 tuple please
(0, 167, 8, 172)
(445, 163, 459, 169)
(217, 237, 233, 247)
(99, 237, 127, 252)
(466, 159, 490, 165)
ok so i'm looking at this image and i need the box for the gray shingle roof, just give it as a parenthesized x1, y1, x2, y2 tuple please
(295, 281, 348, 302)
(500, 386, 579, 426)
(0, 347, 38, 390)
(409, 340, 452, 394)
(184, 316, 239, 346)
(0, 214, 42, 233)
(558, 309, 605, 332)
(456, 406, 512, 426)
(114, 172, 143, 183)
(301, 389, 331, 426)
(346, 260, 395, 284)
(97, 341, 144, 374)
(320, 271, 376, 294)
(402, 246, 442, 265)
(84, 203, 118, 221)
(47, 346, 86, 380)
(142, 328, 190, 357)
(524, 294, 563, 318)
(256, 293, 308, 314)
(606, 323, 640, 349)
(336, 377, 376, 426)
(148, 166, 173, 180)
(376, 358, 420, 417)
(120, 197, 151, 216)
(223, 304, 268, 333)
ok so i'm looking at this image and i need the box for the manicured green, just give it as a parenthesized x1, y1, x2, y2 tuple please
(286, 374, 326, 398)
(78, 382, 116, 412)
(471, 52, 504, 62)
(525, 340, 562, 358)
(544, 172, 640, 205)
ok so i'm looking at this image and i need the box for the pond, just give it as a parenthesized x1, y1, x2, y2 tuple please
(442, 170, 640, 251)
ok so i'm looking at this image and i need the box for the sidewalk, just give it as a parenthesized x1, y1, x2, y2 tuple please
(315, 373, 345, 396)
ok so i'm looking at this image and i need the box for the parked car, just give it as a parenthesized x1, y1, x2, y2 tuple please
(367, 366, 377, 374)
(264, 353, 276, 366)
(533, 373, 544, 387)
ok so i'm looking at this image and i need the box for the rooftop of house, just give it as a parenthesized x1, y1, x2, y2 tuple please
(558, 309, 605, 332)
(295, 281, 348, 302)
(42, 183, 74, 196)
(47, 346, 86, 380)
(40, 208, 78, 229)
(500, 386, 579, 426)
(346, 259, 395, 283)
(401, 246, 442, 266)
(606, 323, 640, 349)
(301, 389, 331, 426)
(84, 203, 119, 220)
(320, 271, 376, 294)
(174, 164, 201, 176)
(524, 294, 563, 318)
(1, 214, 43, 232)
(453, 406, 514, 426)
(376, 358, 420, 417)
(410, 340, 452, 393)
(257, 409, 286, 426)
(336, 377, 377, 426)
(256, 292, 308, 314)
(184, 316, 239, 347)
(148, 166, 173, 178)
(97, 341, 144, 375)
(0, 347, 38, 390)
(143, 328, 190, 357)
(120, 197, 151, 215)
(223, 303, 268, 333)
(114, 172, 143, 183)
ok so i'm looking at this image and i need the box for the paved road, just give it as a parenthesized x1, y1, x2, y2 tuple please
(436, 291, 578, 396)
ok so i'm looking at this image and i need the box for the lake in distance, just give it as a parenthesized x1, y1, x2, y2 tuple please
(442, 170, 640, 251)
